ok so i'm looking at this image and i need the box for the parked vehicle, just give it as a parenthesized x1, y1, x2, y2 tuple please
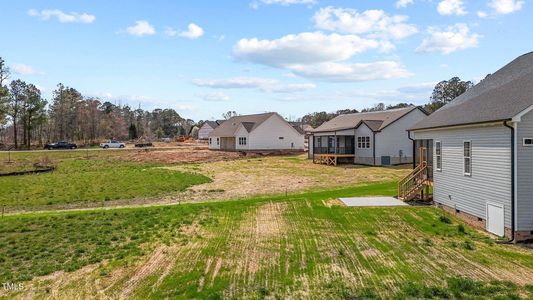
(100, 140, 126, 149)
(44, 141, 77, 150)
(134, 142, 153, 148)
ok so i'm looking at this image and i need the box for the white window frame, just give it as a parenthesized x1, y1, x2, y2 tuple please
(463, 140, 472, 176)
(238, 137, 247, 145)
(523, 138, 533, 147)
(216, 138, 219, 146)
(435, 141, 442, 171)
(209, 138, 212, 145)
(357, 136, 371, 149)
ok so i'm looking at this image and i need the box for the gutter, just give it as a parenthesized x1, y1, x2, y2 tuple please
(373, 131, 376, 166)
(407, 130, 416, 169)
(500, 121, 516, 243)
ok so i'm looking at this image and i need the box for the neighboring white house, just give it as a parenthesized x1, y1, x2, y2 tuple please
(308, 106, 428, 166)
(198, 120, 224, 140)
(408, 52, 533, 241)
(208, 112, 304, 151)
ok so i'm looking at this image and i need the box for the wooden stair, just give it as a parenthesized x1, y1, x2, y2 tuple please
(398, 162, 431, 201)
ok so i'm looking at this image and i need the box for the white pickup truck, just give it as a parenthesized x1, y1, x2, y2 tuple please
(100, 140, 126, 149)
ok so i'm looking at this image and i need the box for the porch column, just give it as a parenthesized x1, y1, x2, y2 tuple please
(334, 132, 337, 154)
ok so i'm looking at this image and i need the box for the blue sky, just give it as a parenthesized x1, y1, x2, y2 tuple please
(0, 0, 531, 121)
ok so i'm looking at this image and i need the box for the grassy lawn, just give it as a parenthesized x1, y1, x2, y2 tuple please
(0, 159, 210, 210)
(169, 154, 411, 199)
(0, 151, 410, 211)
(1, 181, 533, 299)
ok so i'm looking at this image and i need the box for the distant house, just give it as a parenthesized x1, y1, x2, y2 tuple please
(198, 120, 224, 140)
(208, 112, 304, 151)
(407, 52, 533, 241)
(308, 106, 428, 166)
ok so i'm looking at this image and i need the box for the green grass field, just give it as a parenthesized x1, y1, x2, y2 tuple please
(0, 159, 210, 210)
(1, 181, 533, 299)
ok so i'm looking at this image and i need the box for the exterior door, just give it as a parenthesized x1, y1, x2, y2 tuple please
(486, 203, 505, 237)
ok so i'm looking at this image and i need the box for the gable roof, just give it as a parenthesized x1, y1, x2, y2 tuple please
(411, 52, 533, 131)
(204, 121, 220, 129)
(209, 112, 277, 137)
(311, 106, 421, 133)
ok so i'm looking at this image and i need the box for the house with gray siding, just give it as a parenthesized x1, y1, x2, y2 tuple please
(308, 106, 428, 166)
(408, 52, 533, 241)
(198, 120, 224, 140)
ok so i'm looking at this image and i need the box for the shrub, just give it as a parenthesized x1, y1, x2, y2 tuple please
(463, 240, 476, 250)
(439, 215, 452, 224)
(458, 224, 466, 234)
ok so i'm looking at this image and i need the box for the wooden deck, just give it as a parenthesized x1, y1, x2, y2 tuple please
(313, 154, 355, 166)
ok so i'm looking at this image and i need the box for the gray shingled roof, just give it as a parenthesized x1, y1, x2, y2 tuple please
(311, 106, 420, 133)
(208, 112, 277, 137)
(411, 52, 533, 131)
(204, 121, 220, 129)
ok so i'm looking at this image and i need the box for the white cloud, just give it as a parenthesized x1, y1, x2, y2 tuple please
(234, 32, 383, 68)
(163, 27, 178, 37)
(488, 0, 524, 14)
(416, 23, 480, 54)
(192, 77, 277, 89)
(197, 92, 230, 101)
(477, 11, 489, 18)
(289, 61, 411, 82)
(11, 63, 41, 75)
(28, 9, 95, 23)
(232, 31, 411, 82)
(126, 20, 156, 36)
(396, 0, 414, 8)
(266, 83, 316, 93)
(313, 7, 418, 40)
(178, 23, 204, 39)
(252, 0, 316, 8)
(192, 77, 316, 93)
(437, 0, 467, 15)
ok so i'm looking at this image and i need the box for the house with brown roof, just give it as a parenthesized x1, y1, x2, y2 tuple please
(407, 52, 533, 241)
(309, 106, 428, 166)
(208, 112, 304, 151)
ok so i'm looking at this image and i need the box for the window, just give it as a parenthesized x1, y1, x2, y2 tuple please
(216, 138, 219, 145)
(357, 136, 371, 149)
(435, 141, 442, 171)
(463, 141, 472, 176)
(238, 137, 247, 145)
(524, 138, 533, 146)
(278, 137, 284, 140)
(209, 138, 212, 145)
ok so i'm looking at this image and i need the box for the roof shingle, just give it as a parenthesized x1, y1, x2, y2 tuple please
(411, 52, 533, 130)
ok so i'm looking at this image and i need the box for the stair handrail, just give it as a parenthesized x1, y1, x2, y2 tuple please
(398, 162, 427, 200)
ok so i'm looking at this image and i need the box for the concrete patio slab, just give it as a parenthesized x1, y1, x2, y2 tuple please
(339, 197, 408, 207)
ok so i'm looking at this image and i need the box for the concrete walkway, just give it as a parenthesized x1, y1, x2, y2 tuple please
(339, 197, 408, 207)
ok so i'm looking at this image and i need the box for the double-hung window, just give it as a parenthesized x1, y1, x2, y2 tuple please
(238, 137, 247, 145)
(435, 141, 442, 171)
(357, 136, 370, 149)
(463, 141, 472, 176)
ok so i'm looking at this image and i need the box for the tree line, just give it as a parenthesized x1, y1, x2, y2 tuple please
(300, 77, 473, 128)
(0, 57, 197, 149)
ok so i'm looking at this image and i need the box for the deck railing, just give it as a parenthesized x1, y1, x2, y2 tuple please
(313, 147, 354, 155)
(398, 161, 428, 201)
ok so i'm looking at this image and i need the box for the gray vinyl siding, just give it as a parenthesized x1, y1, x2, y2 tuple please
(517, 110, 533, 231)
(414, 124, 513, 228)
(354, 124, 374, 165)
(375, 108, 427, 165)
